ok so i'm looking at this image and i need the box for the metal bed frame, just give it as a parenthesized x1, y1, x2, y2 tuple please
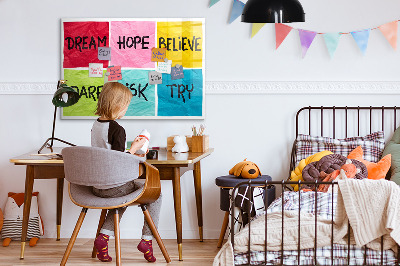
(230, 106, 400, 266)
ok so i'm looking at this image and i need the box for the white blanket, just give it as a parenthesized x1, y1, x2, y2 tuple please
(213, 179, 400, 266)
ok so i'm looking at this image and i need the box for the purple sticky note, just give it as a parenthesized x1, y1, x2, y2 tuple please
(171, 65, 184, 80)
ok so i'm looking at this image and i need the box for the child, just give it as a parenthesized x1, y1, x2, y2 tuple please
(91, 82, 162, 263)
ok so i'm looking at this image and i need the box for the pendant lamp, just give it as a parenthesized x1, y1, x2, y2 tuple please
(241, 0, 305, 23)
(38, 80, 80, 154)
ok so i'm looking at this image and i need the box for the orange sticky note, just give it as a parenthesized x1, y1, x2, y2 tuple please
(151, 48, 167, 62)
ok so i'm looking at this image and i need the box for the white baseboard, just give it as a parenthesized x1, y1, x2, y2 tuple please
(1, 81, 400, 94)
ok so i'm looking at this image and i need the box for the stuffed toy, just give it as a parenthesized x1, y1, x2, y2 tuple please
(348, 146, 391, 180)
(289, 150, 333, 191)
(1, 192, 44, 247)
(172, 135, 189, 153)
(229, 159, 261, 179)
(317, 160, 360, 193)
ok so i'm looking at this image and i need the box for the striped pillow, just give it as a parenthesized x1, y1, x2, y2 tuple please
(1, 217, 41, 240)
(294, 131, 385, 166)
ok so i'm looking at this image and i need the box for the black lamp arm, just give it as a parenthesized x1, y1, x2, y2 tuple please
(37, 105, 76, 154)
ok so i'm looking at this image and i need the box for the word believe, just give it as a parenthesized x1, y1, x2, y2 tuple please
(166, 84, 195, 103)
(65, 36, 107, 52)
(158, 36, 201, 51)
(117, 36, 150, 50)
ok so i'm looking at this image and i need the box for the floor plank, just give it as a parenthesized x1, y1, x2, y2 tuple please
(0, 239, 221, 265)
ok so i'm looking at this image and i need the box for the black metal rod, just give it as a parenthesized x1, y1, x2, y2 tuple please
(264, 180, 268, 266)
(281, 181, 284, 266)
(298, 180, 301, 266)
(333, 106, 336, 138)
(314, 181, 317, 266)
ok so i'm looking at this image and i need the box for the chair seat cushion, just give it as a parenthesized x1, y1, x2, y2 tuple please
(69, 180, 145, 208)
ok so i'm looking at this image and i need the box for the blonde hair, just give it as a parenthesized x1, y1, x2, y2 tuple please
(96, 82, 132, 120)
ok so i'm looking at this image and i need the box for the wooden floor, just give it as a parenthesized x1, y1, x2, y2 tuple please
(0, 239, 222, 265)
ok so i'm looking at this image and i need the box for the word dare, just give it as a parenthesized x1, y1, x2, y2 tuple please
(71, 85, 102, 101)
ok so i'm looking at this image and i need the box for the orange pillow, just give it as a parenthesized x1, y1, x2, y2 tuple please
(347, 146, 391, 180)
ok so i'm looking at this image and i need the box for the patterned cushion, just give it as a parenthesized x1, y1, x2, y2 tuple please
(294, 131, 385, 166)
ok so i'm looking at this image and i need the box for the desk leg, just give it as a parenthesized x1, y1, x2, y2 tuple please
(193, 161, 203, 242)
(20, 165, 34, 259)
(172, 167, 183, 261)
(56, 178, 64, 241)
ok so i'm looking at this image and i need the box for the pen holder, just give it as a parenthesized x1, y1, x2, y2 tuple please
(191, 135, 209, 153)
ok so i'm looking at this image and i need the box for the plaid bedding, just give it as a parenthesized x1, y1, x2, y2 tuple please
(294, 131, 385, 166)
(234, 191, 397, 265)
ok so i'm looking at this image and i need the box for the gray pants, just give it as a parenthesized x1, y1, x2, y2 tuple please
(92, 180, 162, 240)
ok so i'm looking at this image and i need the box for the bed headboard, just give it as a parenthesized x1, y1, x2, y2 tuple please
(290, 106, 400, 179)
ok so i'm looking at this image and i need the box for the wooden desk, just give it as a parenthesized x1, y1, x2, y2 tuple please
(10, 147, 213, 261)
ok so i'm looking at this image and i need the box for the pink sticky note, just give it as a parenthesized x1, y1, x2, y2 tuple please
(107, 66, 122, 81)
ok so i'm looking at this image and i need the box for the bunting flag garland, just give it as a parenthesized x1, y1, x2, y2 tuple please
(323, 33, 341, 58)
(207, 4, 400, 57)
(378, 21, 398, 50)
(251, 23, 266, 38)
(209, 0, 220, 7)
(275, 23, 293, 49)
(229, 0, 245, 24)
(298, 29, 317, 58)
(351, 29, 370, 55)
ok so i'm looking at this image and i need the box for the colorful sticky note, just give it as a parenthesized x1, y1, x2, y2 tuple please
(89, 63, 104, 77)
(107, 65, 122, 81)
(98, 47, 111, 60)
(171, 65, 184, 80)
(157, 59, 172, 74)
(151, 48, 167, 62)
(148, 71, 163, 85)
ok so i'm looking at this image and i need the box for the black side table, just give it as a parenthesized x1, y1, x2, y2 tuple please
(215, 175, 275, 248)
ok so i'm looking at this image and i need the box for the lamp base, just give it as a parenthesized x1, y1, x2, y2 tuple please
(38, 137, 76, 154)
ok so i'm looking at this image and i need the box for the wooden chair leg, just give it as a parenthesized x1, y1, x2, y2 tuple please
(114, 210, 121, 266)
(91, 209, 108, 258)
(141, 205, 171, 263)
(60, 208, 88, 266)
(217, 211, 230, 248)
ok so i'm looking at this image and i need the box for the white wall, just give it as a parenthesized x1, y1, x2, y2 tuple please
(1, 0, 400, 240)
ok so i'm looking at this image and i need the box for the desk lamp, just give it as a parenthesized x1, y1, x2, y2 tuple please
(241, 0, 305, 23)
(38, 80, 80, 154)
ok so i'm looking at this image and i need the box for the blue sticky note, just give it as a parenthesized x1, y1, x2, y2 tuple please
(171, 65, 184, 80)
(158, 69, 203, 116)
(118, 70, 155, 116)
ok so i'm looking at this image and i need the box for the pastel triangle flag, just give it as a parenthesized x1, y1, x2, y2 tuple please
(351, 29, 370, 55)
(298, 29, 317, 58)
(229, 0, 245, 24)
(251, 23, 266, 38)
(323, 33, 341, 58)
(275, 23, 293, 49)
(209, 0, 220, 7)
(378, 21, 397, 50)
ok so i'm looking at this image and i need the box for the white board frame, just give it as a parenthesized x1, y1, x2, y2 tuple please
(61, 18, 206, 120)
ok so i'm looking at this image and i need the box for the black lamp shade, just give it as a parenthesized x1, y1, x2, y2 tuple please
(52, 83, 80, 107)
(241, 0, 305, 23)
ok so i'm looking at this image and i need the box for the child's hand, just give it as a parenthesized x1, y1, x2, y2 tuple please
(129, 137, 147, 155)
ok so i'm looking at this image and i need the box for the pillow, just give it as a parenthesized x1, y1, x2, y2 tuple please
(382, 126, 400, 184)
(289, 150, 333, 191)
(348, 146, 391, 180)
(295, 131, 385, 166)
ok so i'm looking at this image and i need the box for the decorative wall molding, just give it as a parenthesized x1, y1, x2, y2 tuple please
(1, 81, 400, 95)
